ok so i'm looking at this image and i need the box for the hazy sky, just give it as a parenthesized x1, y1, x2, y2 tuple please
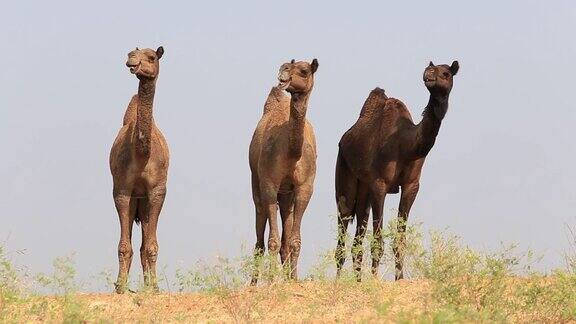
(1, 1, 575, 287)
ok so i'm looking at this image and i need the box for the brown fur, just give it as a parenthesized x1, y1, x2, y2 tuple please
(249, 59, 319, 283)
(335, 61, 459, 280)
(109, 46, 169, 293)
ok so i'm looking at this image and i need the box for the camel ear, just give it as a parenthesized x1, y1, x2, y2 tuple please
(450, 60, 459, 75)
(429, 61, 434, 67)
(311, 58, 319, 73)
(290, 59, 295, 64)
(156, 46, 164, 59)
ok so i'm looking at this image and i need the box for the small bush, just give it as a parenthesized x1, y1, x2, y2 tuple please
(565, 224, 576, 273)
(0, 246, 22, 305)
(34, 254, 105, 323)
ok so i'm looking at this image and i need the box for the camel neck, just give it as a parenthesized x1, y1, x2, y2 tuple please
(415, 94, 449, 156)
(135, 79, 156, 157)
(288, 92, 310, 159)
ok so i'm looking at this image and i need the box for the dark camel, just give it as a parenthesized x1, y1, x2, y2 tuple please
(249, 59, 319, 283)
(109, 46, 169, 293)
(335, 61, 459, 280)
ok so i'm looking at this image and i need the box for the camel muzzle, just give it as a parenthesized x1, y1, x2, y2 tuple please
(423, 70, 436, 82)
(278, 72, 291, 90)
(126, 60, 141, 74)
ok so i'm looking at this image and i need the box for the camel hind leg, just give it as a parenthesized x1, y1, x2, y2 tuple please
(251, 173, 267, 285)
(352, 183, 370, 281)
(335, 150, 358, 276)
(369, 180, 387, 277)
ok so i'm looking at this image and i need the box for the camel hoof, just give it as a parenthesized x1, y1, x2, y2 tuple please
(114, 282, 128, 294)
(288, 275, 299, 282)
(144, 284, 160, 294)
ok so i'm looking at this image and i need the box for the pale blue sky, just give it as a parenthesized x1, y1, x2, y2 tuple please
(1, 1, 575, 286)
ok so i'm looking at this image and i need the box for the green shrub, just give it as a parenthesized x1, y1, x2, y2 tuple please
(0, 246, 21, 304)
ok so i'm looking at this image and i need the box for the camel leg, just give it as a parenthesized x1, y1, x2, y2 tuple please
(278, 192, 294, 266)
(351, 184, 370, 281)
(370, 181, 387, 277)
(260, 182, 281, 265)
(251, 174, 266, 285)
(335, 150, 357, 276)
(141, 186, 166, 292)
(251, 207, 267, 285)
(394, 182, 419, 280)
(138, 198, 151, 288)
(336, 213, 351, 277)
(264, 198, 280, 279)
(288, 183, 313, 280)
(114, 191, 136, 294)
(266, 200, 281, 256)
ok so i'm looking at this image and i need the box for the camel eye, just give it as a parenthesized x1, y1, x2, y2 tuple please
(443, 72, 450, 78)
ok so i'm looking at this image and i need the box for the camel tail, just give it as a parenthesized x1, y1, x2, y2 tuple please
(335, 148, 358, 224)
(134, 201, 141, 225)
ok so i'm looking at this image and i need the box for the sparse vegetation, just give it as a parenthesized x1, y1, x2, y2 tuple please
(1, 223, 576, 322)
(565, 224, 576, 274)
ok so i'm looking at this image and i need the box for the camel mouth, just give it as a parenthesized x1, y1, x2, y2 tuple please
(278, 80, 290, 90)
(277, 70, 291, 90)
(424, 80, 437, 88)
(128, 63, 141, 74)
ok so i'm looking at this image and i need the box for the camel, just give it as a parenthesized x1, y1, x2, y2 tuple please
(249, 59, 319, 283)
(335, 61, 459, 281)
(109, 46, 169, 293)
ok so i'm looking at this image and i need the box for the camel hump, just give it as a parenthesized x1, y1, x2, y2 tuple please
(371, 87, 387, 99)
(384, 97, 410, 112)
(358, 96, 412, 131)
(263, 86, 289, 114)
(359, 87, 388, 118)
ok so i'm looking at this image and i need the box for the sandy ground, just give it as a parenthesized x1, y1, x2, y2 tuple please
(4, 280, 432, 323)
(6, 276, 573, 323)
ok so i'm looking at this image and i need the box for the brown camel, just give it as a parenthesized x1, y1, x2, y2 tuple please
(109, 46, 169, 293)
(249, 59, 319, 283)
(335, 61, 459, 281)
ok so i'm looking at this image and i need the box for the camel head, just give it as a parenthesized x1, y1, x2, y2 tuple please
(277, 59, 319, 94)
(423, 60, 459, 96)
(126, 46, 164, 80)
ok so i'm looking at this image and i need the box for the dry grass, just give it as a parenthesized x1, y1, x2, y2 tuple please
(2, 224, 576, 323)
(2, 280, 427, 323)
(3, 276, 576, 323)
